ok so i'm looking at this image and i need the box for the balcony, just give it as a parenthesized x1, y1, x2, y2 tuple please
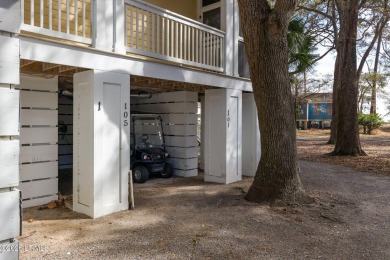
(20, 0, 225, 73)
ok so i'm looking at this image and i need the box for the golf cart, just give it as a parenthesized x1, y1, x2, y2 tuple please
(131, 114, 174, 183)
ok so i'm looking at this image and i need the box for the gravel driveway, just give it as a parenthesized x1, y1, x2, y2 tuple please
(19, 161, 390, 260)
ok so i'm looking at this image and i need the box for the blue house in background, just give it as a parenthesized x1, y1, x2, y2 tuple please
(296, 93, 332, 129)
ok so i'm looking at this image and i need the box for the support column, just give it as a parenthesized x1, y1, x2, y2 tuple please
(93, 1, 115, 52)
(242, 93, 261, 177)
(0, 2, 21, 257)
(73, 70, 130, 218)
(200, 95, 205, 170)
(222, 0, 237, 76)
(114, 0, 126, 54)
(204, 89, 242, 184)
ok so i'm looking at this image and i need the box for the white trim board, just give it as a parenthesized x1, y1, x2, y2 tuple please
(19, 36, 253, 91)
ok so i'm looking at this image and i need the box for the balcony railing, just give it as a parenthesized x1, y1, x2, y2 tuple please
(124, 0, 225, 72)
(20, 0, 226, 73)
(21, 0, 92, 44)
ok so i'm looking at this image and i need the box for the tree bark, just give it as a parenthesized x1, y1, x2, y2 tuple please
(238, 0, 312, 204)
(328, 54, 340, 144)
(370, 33, 382, 114)
(328, 0, 339, 145)
(331, 0, 366, 156)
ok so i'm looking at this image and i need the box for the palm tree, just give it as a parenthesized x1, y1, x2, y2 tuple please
(288, 18, 318, 75)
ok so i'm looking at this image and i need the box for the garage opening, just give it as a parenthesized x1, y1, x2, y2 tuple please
(18, 60, 88, 208)
(18, 62, 215, 212)
(58, 77, 74, 197)
(130, 91, 200, 178)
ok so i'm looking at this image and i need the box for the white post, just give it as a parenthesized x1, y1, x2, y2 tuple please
(73, 70, 130, 218)
(93, 1, 114, 51)
(114, 0, 126, 54)
(0, 0, 21, 33)
(200, 95, 205, 170)
(0, 3, 22, 254)
(242, 93, 261, 177)
(204, 88, 242, 184)
(222, 0, 235, 76)
(233, 0, 239, 77)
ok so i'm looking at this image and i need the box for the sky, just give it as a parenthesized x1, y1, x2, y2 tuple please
(314, 51, 390, 121)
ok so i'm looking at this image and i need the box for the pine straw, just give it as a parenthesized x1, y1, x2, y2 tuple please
(297, 124, 390, 139)
(297, 140, 390, 176)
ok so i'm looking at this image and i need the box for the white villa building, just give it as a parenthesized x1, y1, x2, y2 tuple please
(0, 0, 261, 257)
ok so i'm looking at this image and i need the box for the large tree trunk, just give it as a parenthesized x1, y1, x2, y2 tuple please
(370, 33, 382, 114)
(331, 0, 366, 156)
(238, 0, 311, 204)
(328, 55, 340, 144)
(328, 0, 339, 145)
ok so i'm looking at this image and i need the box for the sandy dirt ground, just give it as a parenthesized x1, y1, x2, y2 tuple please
(297, 125, 390, 175)
(296, 124, 390, 139)
(18, 161, 390, 260)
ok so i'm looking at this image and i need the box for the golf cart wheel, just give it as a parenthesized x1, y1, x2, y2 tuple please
(160, 163, 174, 179)
(133, 165, 149, 183)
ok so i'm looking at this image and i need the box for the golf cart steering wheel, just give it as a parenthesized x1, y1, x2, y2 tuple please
(137, 134, 150, 148)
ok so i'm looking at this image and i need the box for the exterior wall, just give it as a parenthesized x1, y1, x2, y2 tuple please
(242, 93, 260, 177)
(0, 18, 21, 258)
(131, 91, 199, 177)
(204, 88, 242, 184)
(144, 0, 198, 20)
(297, 102, 332, 121)
(18, 76, 59, 208)
(73, 70, 130, 218)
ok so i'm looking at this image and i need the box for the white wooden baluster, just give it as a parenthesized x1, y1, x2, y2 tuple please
(152, 13, 155, 53)
(135, 9, 138, 49)
(141, 9, 145, 51)
(58, 0, 61, 32)
(166, 19, 169, 56)
(206, 33, 210, 65)
(183, 25, 187, 60)
(203, 31, 206, 65)
(221, 39, 224, 68)
(157, 15, 160, 54)
(214, 35, 217, 67)
(179, 23, 185, 59)
(191, 28, 194, 62)
(75, 0, 78, 36)
(129, 6, 133, 48)
(49, 0, 52, 30)
(147, 12, 150, 52)
(162, 17, 165, 55)
(175, 22, 178, 58)
(31, 0, 34, 26)
(195, 29, 199, 63)
(212, 34, 215, 66)
(66, 0, 70, 34)
(82, 0, 86, 37)
(170, 20, 174, 57)
(40, 0, 44, 28)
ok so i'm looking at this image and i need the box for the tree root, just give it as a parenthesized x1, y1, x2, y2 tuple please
(328, 149, 367, 157)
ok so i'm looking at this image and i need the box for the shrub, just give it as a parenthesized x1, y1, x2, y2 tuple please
(358, 113, 384, 134)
